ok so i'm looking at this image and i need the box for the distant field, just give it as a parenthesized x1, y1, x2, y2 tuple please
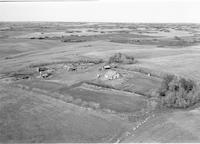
(136, 51, 200, 81)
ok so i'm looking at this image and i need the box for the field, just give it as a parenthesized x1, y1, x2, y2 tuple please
(1, 22, 200, 142)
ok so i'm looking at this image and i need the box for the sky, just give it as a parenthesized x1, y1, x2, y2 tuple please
(0, 0, 200, 23)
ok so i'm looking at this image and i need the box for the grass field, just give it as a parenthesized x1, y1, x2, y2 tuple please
(0, 84, 130, 143)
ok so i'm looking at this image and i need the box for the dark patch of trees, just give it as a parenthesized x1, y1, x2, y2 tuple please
(158, 74, 200, 108)
(108, 53, 136, 64)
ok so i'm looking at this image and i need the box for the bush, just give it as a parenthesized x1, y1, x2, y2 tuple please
(158, 75, 200, 108)
(108, 53, 135, 64)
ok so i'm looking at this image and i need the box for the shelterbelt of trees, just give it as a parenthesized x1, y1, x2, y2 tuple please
(158, 75, 200, 108)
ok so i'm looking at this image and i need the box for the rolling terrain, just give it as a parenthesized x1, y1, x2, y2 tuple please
(1, 22, 200, 143)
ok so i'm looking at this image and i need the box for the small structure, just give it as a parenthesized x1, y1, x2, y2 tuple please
(37, 67, 54, 79)
(103, 65, 111, 69)
(63, 64, 77, 71)
(37, 67, 48, 72)
(21, 75, 30, 80)
(104, 70, 120, 80)
(14, 74, 30, 80)
(99, 64, 117, 71)
(147, 73, 151, 77)
(68, 67, 77, 71)
(40, 72, 51, 78)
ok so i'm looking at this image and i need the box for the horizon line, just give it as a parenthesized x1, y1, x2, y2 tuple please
(0, 21, 200, 24)
(0, 0, 96, 2)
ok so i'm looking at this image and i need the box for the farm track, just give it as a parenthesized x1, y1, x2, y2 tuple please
(115, 112, 156, 143)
